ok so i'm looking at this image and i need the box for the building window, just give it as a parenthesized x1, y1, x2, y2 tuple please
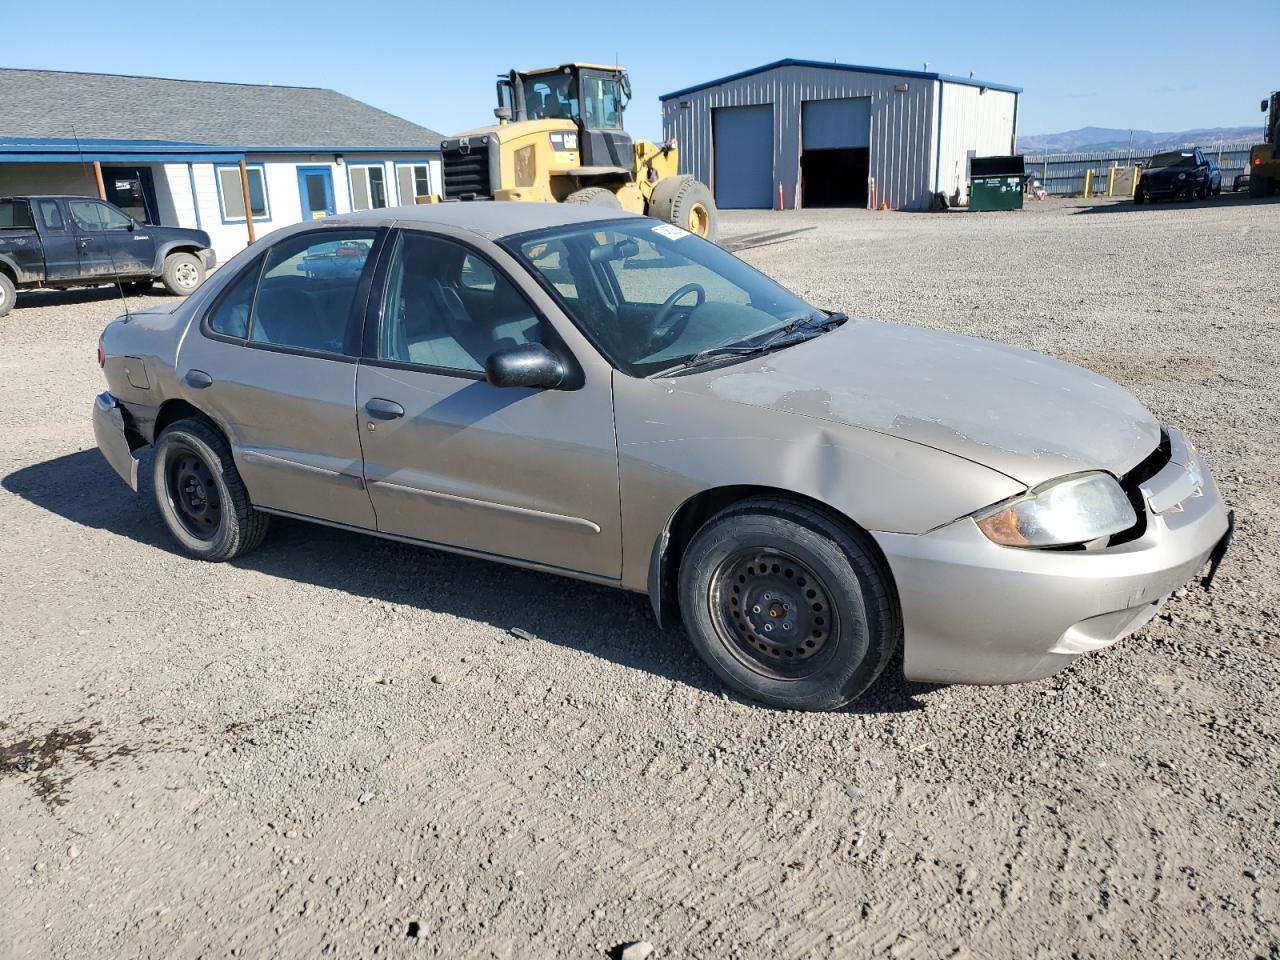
(395, 163, 433, 205)
(349, 164, 389, 211)
(217, 165, 270, 222)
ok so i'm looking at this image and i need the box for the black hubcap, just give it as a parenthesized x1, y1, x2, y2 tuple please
(710, 549, 837, 680)
(167, 450, 221, 540)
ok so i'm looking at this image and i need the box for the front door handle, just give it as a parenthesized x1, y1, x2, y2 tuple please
(365, 398, 405, 421)
(185, 369, 213, 389)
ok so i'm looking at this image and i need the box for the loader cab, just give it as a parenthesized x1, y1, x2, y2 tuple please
(503, 64, 635, 171)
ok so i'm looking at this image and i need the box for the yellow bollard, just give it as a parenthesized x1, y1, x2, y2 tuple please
(1132, 167, 1141, 197)
(1106, 166, 1117, 197)
(1084, 169, 1094, 198)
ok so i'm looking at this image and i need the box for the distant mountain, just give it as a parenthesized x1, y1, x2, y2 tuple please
(1019, 125, 1262, 155)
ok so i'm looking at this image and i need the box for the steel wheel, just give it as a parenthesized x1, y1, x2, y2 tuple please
(165, 447, 222, 540)
(173, 261, 199, 290)
(686, 201, 710, 237)
(709, 548, 839, 680)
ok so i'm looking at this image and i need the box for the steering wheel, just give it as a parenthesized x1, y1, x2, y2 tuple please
(648, 282, 705, 352)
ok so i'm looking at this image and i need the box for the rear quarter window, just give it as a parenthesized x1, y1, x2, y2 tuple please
(207, 257, 263, 339)
(0, 200, 34, 228)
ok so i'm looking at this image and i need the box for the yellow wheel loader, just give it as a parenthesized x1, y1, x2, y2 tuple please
(438, 63, 718, 240)
(1249, 91, 1280, 198)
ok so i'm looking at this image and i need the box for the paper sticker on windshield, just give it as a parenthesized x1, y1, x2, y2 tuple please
(652, 223, 690, 240)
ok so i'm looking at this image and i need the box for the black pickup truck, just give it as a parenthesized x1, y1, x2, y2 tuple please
(0, 195, 215, 317)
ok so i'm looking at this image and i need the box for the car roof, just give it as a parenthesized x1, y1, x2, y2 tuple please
(321, 201, 644, 240)
(0, 195, 99, 201)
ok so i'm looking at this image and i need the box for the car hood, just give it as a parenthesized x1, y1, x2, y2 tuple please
(670, 319, 1161, 487)
(1145, 166, 1192, 178)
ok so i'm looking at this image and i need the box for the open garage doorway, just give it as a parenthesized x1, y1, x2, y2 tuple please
(800, 97, 871, 208)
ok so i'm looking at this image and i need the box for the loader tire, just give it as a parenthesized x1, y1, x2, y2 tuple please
(565, 187, 622, 207)
(649, 175, 718, 242)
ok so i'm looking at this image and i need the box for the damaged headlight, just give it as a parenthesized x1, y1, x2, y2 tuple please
(973, 472, 1137, 548)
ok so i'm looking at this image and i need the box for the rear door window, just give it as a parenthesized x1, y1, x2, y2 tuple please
(37, 200, 65, 231)
(207, 257, 264, 339)
(247, 232, 377, 355)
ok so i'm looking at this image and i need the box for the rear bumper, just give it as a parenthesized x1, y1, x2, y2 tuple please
(92, 392, 139, 492)
(874, 429, 1230, 685)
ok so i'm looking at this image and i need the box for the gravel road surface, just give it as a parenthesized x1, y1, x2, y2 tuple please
(3, 195, 1278, 959)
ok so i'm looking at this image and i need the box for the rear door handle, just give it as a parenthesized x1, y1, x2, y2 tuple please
(185, 369, 213, 389)
(365, 398, 404, 420)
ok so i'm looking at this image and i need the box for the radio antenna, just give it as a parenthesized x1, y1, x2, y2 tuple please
(71, 124, 130, 319)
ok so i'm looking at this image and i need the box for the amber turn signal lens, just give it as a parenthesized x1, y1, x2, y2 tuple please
(976, 509, 1029, 546)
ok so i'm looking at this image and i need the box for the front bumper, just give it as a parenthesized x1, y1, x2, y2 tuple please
(199, 248, 217, 271)
(92, 392, 139, 492)
(874, 428, 1230, 685)
(1144, 179, 1194, 196)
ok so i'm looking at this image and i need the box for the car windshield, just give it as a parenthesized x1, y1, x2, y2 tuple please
(1150, 152, 1196, 168)
(508, 220, 834, 377)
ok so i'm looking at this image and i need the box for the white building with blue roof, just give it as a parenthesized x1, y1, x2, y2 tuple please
(0, 69, 443, 259)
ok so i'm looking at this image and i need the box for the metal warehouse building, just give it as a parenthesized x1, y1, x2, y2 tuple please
(661, 59, 1021, 211)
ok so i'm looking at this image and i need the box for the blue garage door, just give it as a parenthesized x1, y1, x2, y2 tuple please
(801, 97, 871, 150)
(713, 104, 774, 209)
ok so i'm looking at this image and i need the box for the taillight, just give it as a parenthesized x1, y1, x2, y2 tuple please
(1256, 157, 1262, 166)
(97, 333, 105, 368)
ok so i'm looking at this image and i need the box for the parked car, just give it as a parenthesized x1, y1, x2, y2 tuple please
(1234, 172, 1252, 192)
(0, 195, 214, 317)
(93, 204, 1232, 711)
(1135, 148, 1216, 203)
(1206, 156, 1223, 195)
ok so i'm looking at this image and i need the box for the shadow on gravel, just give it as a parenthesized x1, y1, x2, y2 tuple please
(1069, 193, 1280, 214)
(13, 285, 177, 310)
(5, 448, 938, 715)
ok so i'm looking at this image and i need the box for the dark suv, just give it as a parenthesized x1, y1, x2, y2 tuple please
(1135, 148, 1218, 203)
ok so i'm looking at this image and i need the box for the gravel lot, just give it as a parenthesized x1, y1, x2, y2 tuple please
(3, 195, 1278, 959)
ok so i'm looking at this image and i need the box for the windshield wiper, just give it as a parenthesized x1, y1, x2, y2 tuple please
(650, 311, 847, 378)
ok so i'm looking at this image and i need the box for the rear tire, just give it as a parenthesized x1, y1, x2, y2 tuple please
(649, 175, 719, 242)
(564, 187, 622, 207)
(677, 497, 899, 711)
(154, 417, 269, 561)
(161, 252, 204, 296)
(0, 272, 14, 318)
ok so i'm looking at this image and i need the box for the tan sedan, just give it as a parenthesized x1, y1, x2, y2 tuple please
(94, 204, 1231, 710)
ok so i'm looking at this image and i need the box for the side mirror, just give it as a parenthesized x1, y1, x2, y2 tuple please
(127, 220, 136, 232)
(484, 342, 564, 389)
(1264, 100, 1270, 113)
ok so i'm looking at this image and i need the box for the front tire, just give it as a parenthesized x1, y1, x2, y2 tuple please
(678, 498, 899, 711)
(161, 252, 205, 296)
(0, 271, 14, 318)
(648, 175, 719, 242)
(154, 418, 268, 561)
(564, 187, 622, 207)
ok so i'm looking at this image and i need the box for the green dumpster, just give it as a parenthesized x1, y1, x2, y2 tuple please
(968, 155, 1026, 211)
